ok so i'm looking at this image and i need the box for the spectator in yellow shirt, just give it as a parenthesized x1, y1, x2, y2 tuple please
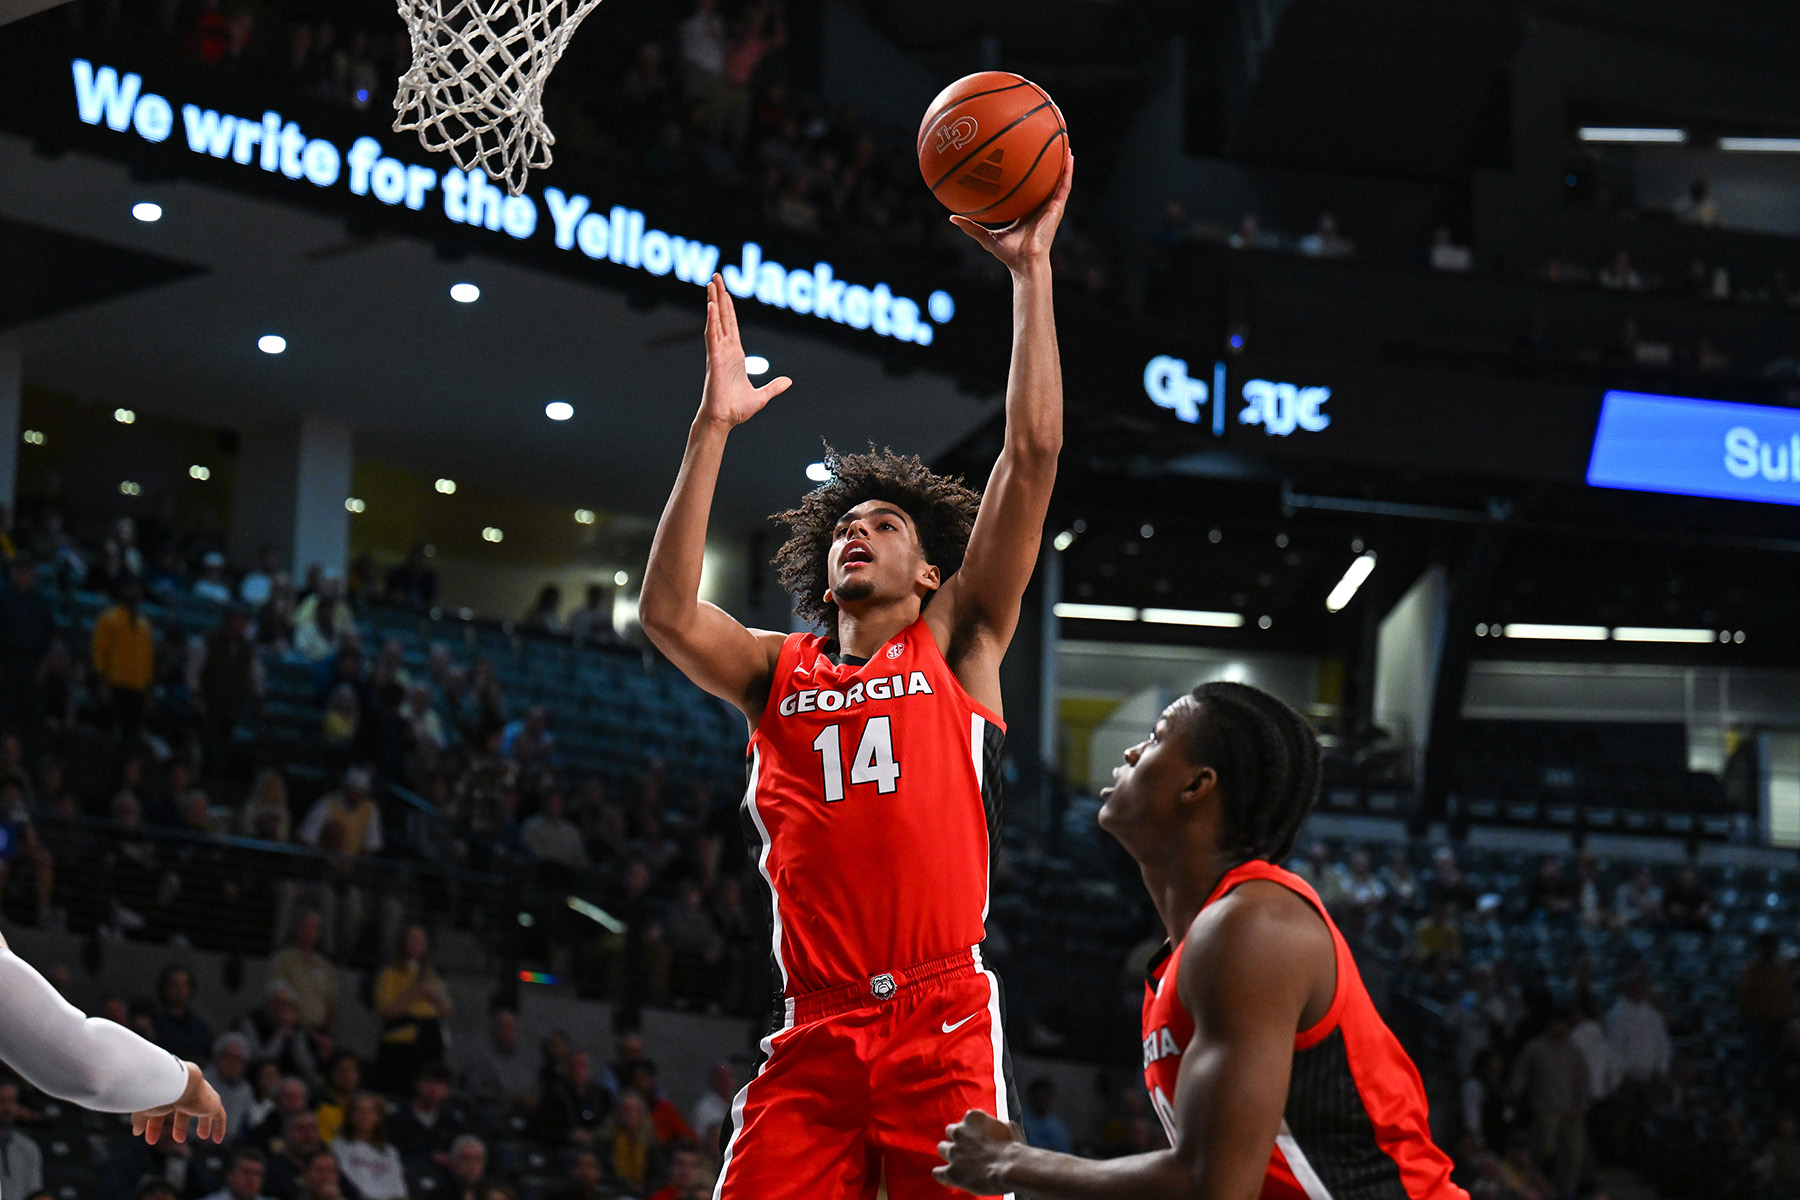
(91, 578, 154, 738)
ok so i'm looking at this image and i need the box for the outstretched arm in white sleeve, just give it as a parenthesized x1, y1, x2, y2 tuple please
(0, 941, 225, 1143)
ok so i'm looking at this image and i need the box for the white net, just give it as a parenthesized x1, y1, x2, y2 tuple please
(392, 0, 606, 196)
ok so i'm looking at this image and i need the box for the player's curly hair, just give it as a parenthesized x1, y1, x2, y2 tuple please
(772, 444, 981, 634)
(1182, 681, 1321, 865)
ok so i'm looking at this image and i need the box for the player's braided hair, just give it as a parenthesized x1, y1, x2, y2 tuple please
(771, 444, 981, 634)
(1182, 681, 1321, 864)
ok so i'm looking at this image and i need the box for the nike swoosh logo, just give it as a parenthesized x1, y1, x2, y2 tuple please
(941, 1014, 977, 1034)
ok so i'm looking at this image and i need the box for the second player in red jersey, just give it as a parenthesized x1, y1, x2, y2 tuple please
(640, 148, 1073, 1199)
(938, 683, 1467, 1200)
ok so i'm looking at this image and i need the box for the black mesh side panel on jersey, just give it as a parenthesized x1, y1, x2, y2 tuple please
(1285, 1028, 1409, 1200)
(980, 721, 1006, 845)
(740, 750, 787, 1035)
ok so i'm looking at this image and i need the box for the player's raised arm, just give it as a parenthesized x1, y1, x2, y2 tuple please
(640, 276, 795, 720)
(936, 884, 1327, 1199)
(933, 149, 1072, 662)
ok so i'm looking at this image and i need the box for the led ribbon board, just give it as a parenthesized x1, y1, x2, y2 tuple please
(1588, 389, 1800, 506)
(61, 58, 954, 349)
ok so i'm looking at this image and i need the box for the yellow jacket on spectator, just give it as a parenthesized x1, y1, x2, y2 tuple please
(91, 605, 154, 691)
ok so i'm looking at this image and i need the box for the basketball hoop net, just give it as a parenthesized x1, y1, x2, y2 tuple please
(392, 0, 605, 196)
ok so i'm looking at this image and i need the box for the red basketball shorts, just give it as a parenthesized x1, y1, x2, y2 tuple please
(714, 949, 1017, 1200)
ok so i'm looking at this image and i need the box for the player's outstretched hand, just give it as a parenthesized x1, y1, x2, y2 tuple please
(949, 143, 1073, 277)
(700, 274, 793, 428)
(131, 1062, 225, 1146)
(934, 1108, 1021, 1193)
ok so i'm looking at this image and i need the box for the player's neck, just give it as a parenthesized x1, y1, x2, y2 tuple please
(1140, 835, 1235, 947)
(833, 600, 921, 660)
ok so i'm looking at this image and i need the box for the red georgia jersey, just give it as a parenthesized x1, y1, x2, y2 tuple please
(1142, 860, 1467, 1200)
(743, 616, 1004, 1007)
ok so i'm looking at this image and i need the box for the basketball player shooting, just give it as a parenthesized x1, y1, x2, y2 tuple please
(936, 682, 1468, 1200)
(638, 150, 1071, 1199)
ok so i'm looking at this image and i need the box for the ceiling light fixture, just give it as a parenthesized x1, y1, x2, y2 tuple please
(1140, 608, 1245, 628)
(114, 408, 136, 424)
(344, 497, 365, 513)
(1719, 137, 1800, 153)
(613, 570, 629, 587)
(1326, 552, 1377, 613)
(545, 401, 574, 421)
(482, 526, 504, 542)
(1577, 126, 1686, 144)
(131, 201, 162, 222)
(1611, 626, 1715, 644)
(258, 334, 287, 354)
(188, 465, 210, 481)
(1053, 603, 1136, 622)
(435, 478, 457, 494)
(805, 462, 830, 482)
(1503, 623, 1608, 641)
(1052, 530, 1075, 552)
(744, 355, 770, 375)
(21, 430, 44, 445)
(450, 282, 481, 303)
(574, 509, 596, 525)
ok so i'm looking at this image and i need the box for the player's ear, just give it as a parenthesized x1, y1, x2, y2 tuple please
(1180, 766, 1217, 807)
(917, 561, 942, 592)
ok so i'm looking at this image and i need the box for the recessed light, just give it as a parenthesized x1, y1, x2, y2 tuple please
(1052, 530, 1075, 551)
(744, 355, 770, 376)
(450, 283, 480, 303)
(188, 465, 210, 481)
(482, 526, 504, 543)
(131, 202, 162, 223)
(21, 430, 44, 445)
(1257, 615, 1273, 629)
(258, 335, 287, 355)
(1577, 126, 1687, 144)
(1053, 603, 1136, 622)
(344, 497, 365, 513)
(113, 408, 136, 424)
(435, 478, 457, 494)
(545, 401, 574, 421)
(806, 462, 830, 482)
(574, 509, 596, 525)
(118, 481, 141, 496)
(613, 570, 629, 587)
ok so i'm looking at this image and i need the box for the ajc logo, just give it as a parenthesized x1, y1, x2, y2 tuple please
(935, 116, 978, 155)
(1240, 379, 1331, 437)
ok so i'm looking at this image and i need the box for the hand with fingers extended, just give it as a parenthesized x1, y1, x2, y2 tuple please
(949, 144, 1073, 277)
(131, 1062, 225, 1146)
(934, 1109, 1023, 1194)
(700, 274, 794, 428)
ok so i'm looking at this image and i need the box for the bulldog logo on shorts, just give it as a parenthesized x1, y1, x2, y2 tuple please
(870, 973, 897, 999)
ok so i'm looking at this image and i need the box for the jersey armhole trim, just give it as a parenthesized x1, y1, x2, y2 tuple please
(748, 632, 810, 743)
(1208, 866, 1348, 1051)
(1291, 900, 1349, 1050)
(910, 616, 1007, 732)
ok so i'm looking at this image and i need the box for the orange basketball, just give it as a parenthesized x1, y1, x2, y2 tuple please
(917, 71, 1067, 227)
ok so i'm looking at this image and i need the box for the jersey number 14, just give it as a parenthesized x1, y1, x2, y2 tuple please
(811, 717, 901, 802)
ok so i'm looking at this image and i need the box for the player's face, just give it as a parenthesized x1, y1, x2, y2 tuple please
(826, 500, 939, 610)
(1097, 698, 1201, 853)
